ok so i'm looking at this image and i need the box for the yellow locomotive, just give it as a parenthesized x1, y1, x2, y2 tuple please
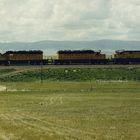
(114, 50, 140, 64)
(114, 50, 140, 59)
(55, 50, 107, 64)
(3, 51, 43, 61)
(1, 51, 43, 65)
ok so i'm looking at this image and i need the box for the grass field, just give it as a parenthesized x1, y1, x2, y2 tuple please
(0, 80, 140, 140)
(0, 67, 140, 82)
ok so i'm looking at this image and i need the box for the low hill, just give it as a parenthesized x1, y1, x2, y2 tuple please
(0, 40, 140, 55)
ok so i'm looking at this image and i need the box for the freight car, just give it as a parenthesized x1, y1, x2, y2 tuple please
(54, 50, 108, 64)
(1, 50, 45, 65)
(113, 50, 140, 64)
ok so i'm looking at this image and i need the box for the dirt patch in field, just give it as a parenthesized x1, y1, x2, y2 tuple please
(0, 85, 6, 91)
(0, 86, 33, 92)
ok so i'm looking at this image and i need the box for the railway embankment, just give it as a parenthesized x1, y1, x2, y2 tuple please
(0, 67, 140, 82)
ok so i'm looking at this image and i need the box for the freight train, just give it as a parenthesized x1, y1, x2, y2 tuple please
(0, 50, 140, 65)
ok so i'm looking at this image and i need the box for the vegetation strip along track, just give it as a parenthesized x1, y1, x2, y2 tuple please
(0, 67, 140, 82)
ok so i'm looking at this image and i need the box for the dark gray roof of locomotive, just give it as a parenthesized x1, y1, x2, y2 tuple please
(4, 50, 43, 54)
(58, 50, 101, 54)
(116, 50, 140, 54)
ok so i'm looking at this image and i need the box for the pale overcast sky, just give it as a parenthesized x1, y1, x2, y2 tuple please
(0, 0, 140, 42)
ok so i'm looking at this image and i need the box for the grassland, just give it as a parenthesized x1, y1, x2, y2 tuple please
(0, 67, 140, 82)
(0, 67, 140, 140)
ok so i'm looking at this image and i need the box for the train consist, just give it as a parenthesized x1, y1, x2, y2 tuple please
(0, 50, 140, 65)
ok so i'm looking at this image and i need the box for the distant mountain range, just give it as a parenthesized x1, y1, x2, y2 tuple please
(0, 40, 140, 55)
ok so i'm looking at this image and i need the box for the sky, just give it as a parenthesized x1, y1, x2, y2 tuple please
(0, 0, 140, 42)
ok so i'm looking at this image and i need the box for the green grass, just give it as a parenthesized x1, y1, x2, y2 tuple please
(0, 67, 140, 82)
(0, 68, 15, 75)
(0, 81, 140, 140)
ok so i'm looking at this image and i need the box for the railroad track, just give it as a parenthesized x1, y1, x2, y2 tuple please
(0, 64, 140, 70)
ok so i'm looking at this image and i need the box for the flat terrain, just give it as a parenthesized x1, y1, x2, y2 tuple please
(0, 81, 140, 140)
